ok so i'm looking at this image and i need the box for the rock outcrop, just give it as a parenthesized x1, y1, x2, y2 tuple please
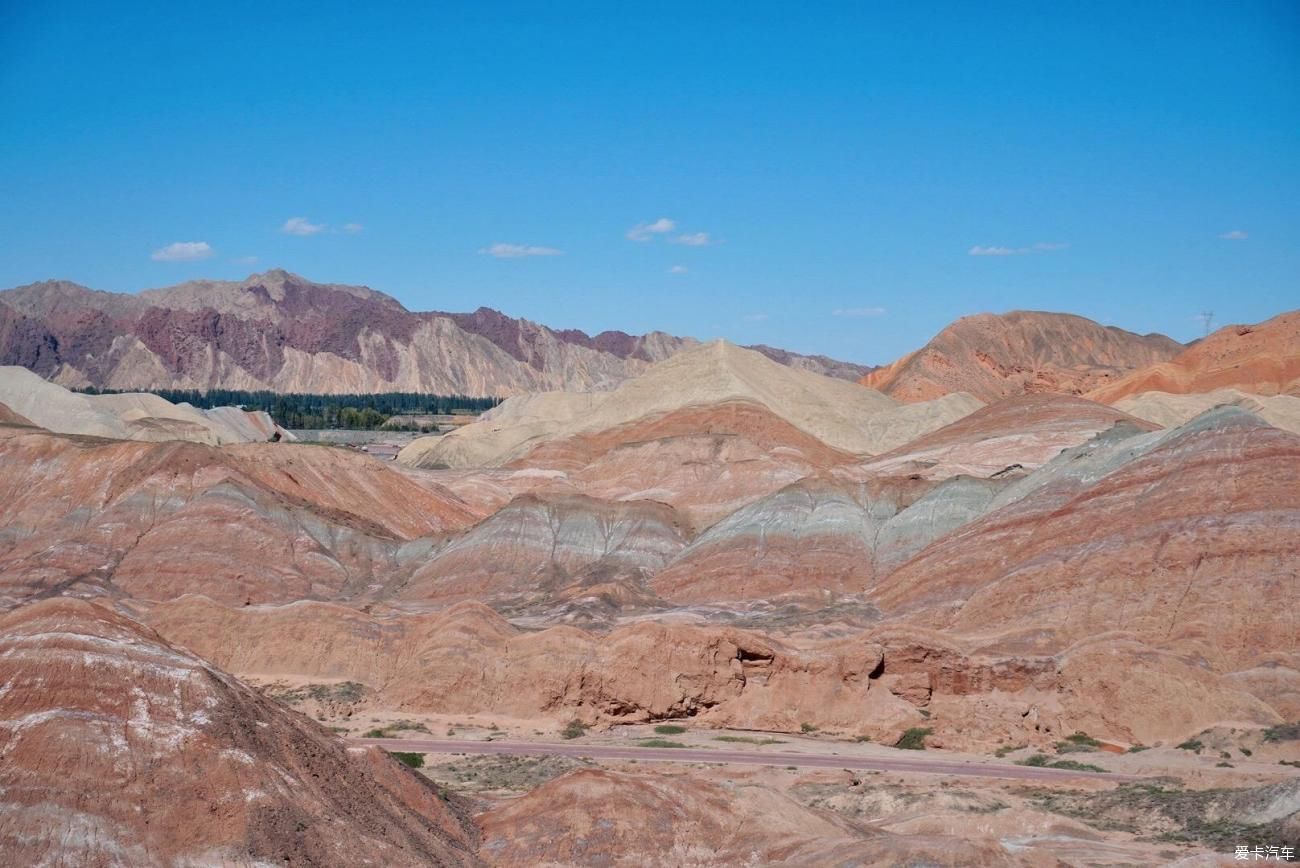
(861, 310, 1183, 403)
(0, 598, 478, 867)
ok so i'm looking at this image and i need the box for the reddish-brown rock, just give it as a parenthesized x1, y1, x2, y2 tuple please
(1088, 310, 1300, 403)
(0, 598, 478, 867)
(0, 426, 481, 608)
(861, 310, 1182, 403)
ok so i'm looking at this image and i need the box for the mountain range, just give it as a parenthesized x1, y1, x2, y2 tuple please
(0, 270, 869, 395)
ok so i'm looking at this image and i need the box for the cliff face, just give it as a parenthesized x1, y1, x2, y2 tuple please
(0, 270, 869, 396)
(861, 310, 1184, 403)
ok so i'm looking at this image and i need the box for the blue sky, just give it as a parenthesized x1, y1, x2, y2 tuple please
(1, 2, 1296, 365)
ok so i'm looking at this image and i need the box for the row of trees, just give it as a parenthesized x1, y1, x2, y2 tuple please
(75, 388, 501, 430)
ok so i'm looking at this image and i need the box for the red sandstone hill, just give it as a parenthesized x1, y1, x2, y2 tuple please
(1087, 310, 1300, 403)
(0, 597, 478, 867)
(0, 424, 483, 608)
(861, 310, 1183, 403)
(0, 270, 867, 395)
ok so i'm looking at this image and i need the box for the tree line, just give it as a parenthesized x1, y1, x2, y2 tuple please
(74, 388, 502, 430)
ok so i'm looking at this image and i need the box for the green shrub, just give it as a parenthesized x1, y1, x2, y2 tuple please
(895, 727, 932, 750)
(561, 719, 589, 740)
(364, 728, 388, 738)
(388, 751, 424, 769)
(800, 722, 818, 733)
(715, 735, 785, 746)
(654, 724, 687, 735)
(1176, 739, 1204, 753)
(1263, 722, 1300, 742)
(1127, 744, 1150, 753)
(637, 739, 687, 748)
(1016, 754, 1107, 773)
(1063, 732, 1102, 747)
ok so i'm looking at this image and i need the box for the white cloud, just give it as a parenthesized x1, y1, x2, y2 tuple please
(627, 217, 676, 241)
(343, 222, 364, 234)
(668, 265, 689, 274)
(743, 313, 769, 322)
(832, 306, 886, 318)
(151, 241, 214, 262)
(282, 217, 326, 236)
(672, 231, 715, 247)
(232, 255, 259, 265)
(969, 242, 1068, 256)
(1218, 229, 1248, 240)
(478, 242, 564, 258)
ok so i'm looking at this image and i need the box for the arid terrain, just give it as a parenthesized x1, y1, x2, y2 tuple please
(2, 278, 1297, 866)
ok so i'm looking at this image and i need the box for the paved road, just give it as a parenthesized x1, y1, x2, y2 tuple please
(353, 737, 1140, 783)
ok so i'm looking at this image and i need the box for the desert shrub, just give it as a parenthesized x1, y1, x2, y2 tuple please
(715, 735, 785, 746)
(895, 727, 932, 750)
(1263, 722, 1300, 742)
(654, 724, 687, 735)
(800, 722, 818, 733)
(388, 751, 424, 769)
(363, 728, 387, 738)
(1017, 754, 1107, 772)
(1176, 739, 1204, 753)
(637, 739, 687, 748)
(995, 743, 1027, 758)
(1127, 744, 1150, 753)
(561, 719, 589, 740)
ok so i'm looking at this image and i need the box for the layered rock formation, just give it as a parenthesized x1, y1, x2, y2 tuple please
(874, 406, 1300, 701)
(861, 310, 1183, 402)
(0, 425, 481, 608)
(0, 597, 478, 867)
(857, 392, 1158, 480)
(1087, 310, 1300, 402)
(0, 365, 288, 444)
(396, 492, 689, 606)
(0, 270, 868, 396)
(399, 341, 982, 468)
(1113, 388, 1300, 435)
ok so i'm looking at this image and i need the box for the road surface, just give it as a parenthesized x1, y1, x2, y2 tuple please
(352, 737, 1139, 783)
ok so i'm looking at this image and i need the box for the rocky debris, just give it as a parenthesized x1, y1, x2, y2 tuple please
(1088, 310, 1300, 403)
(0, 597, 479, 867)
(862, 310, 1183, 403)
(0, 270, 866, 396)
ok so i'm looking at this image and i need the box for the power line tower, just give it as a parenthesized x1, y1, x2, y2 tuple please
(1198, 311, 1214, 337)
